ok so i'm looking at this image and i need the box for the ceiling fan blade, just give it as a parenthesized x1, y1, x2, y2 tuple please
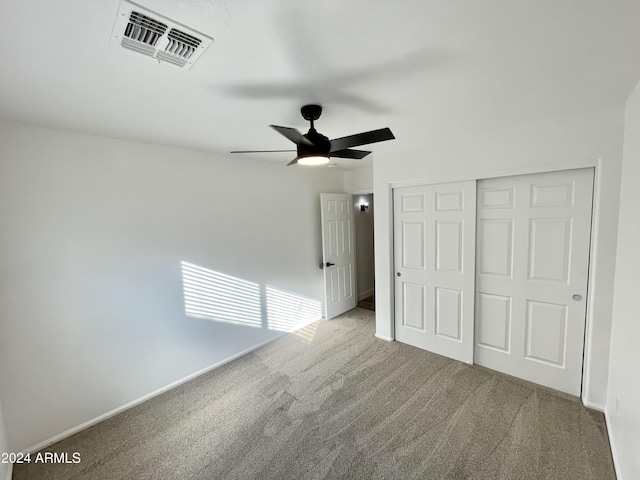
(286, 157, 299, 166)
(270, 125, 314, 146)
(330, 149, 371, 159)
(330, 127, 395, 152)
(230, 149, 296, 153)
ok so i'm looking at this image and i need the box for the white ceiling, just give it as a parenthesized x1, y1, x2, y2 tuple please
(1, 0, 639, 170)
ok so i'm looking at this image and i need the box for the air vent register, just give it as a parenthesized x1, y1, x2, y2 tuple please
(111, 0, 212, 70)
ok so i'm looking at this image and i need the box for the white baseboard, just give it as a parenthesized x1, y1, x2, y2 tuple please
(375, 333, 393, 342)
(604, 409, 621, 480)
(582, 398, 605, 412)
(4, 463, 12, 480)
(358, 289, 375, 302)
(22, 334, 283, 454)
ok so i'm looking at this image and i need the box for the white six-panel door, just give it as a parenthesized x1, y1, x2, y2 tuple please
(393, 182, 476, 363)
(474, 168, 594, 395)
(321, 193, 356, 319)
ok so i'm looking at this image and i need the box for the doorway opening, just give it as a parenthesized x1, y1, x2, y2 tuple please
(354, 193, 375, 311)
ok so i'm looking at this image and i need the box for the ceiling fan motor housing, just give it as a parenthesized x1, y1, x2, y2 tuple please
(299, 128, 331, 157)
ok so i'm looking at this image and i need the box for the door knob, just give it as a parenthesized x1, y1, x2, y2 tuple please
(572, 294, 582, 301)
(326, 262, 335, 267)
(397, 272, 401, 277)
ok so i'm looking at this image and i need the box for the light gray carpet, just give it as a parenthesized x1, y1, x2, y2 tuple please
(13, 308, 615, 480)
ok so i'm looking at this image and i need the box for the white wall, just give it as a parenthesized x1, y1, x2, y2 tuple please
(0, 121, 344, 452)
(354, 194, 375, 300)
(373, 107, 625, 406)
(606, 80, 640, 479)
(0, 396, 9, 480)
(344, 166, 373, 194)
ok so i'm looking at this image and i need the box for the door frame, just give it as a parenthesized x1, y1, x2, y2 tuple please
(321, 188, 374, 320)
(384, 158, 601, 402)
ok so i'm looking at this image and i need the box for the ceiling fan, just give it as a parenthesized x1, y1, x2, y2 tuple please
(230, 104, 395, 166)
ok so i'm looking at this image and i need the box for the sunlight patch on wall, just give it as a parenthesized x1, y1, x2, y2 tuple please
(181, 261, 261, 328)
(266, 286, 322, 333)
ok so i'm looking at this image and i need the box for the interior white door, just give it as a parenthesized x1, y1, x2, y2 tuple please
(475, 168, 594, 396)
(393, 181, 476, 363)
(321, 193, 356, 319)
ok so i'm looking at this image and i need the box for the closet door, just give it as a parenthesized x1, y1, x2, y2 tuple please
(475, 168, 594, 396)
(394, 181, 476, 363)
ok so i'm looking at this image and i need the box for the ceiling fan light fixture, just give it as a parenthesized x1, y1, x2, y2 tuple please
(298, 155, 330, 166)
